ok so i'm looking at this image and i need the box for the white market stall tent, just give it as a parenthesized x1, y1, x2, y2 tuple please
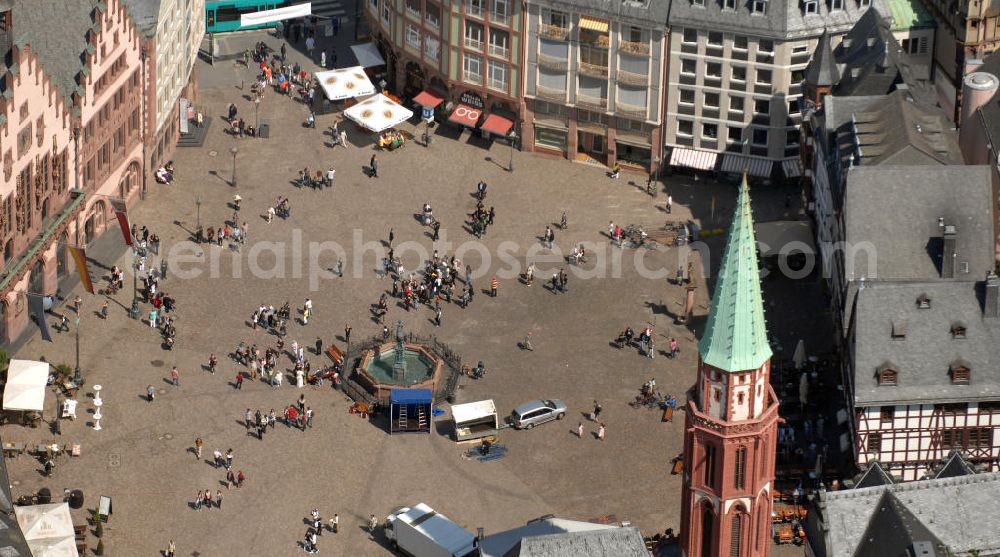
(314, 66, 376, 101)
(240, 3, 312, 27)
(451, 399, 499, 442)
(344, 94, 414, 133)
(3, 359, 49, 412)
(14, 503, 78, 557)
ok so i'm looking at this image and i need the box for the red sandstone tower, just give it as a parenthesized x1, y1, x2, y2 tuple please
(679, 176, 780, 557)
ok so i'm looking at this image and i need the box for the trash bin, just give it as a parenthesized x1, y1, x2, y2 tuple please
(259, 123, 270, 138)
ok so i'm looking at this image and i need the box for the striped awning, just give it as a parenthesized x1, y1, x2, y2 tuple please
(578, 16, 609, 33)
(720, 153, 773, 178)
(781, 158, 802, 178)
(669, 147, 718, 171)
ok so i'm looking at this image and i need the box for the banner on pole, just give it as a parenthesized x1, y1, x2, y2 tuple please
(109, 198, 132, 246)
(27, 293, 52, 342)
(68, 246, 94, 294)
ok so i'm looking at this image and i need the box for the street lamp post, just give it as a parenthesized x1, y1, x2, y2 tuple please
(195, 195, 202, 230)
(130, 247, 140, 320)
(73, 317, 83, 385)
(254, 97, 260, 132)
(230, 146, 239, 187)
(507, 130, 517, 173)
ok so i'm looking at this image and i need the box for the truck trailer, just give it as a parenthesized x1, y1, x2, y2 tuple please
(384, 503, 477, 557)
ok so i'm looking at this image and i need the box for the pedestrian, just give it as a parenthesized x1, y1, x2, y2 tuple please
(213, 449, 223, 468)
(146, 384, 155, 402)
(194, 490, 202, 510)
(311, 509, 322, 535)
(100, 300, 108, 319)
(490, 275, 498, 297)
(666, 194, 673, 214)
(236, 470, 245, 488)
(370, 154, 378, 178)
(388, 227, 394, 248)
(577, 422, 584, 438)
(598, 423, 606, 441)
(208, 353, 217, 374)
(523, 332, 533, 351)
(166, 540, 176, 557)
(369, 514, 379, 534)
(434, 306, 442, 327)
(431, 221, 441, 241)
(245, 409, 253, 431)
(226, 448, 234, 470)
(216, 489, 223, 509)
(306, 406, 314, 428)
(330, 513, 339, 533)
(281, 42, 287, 61)
(382, 325, 389, 340)
(72, 294, 81, 314)
(149, 308, 158, 328)
(235, 372, 244, 389)
(335, 258, 344, 277)
(670, 337, 679, 358)
(320, 50, 326, 68)
(592, 401, 602, 421)
(315, 337, 323, 355)
(194, 437, 203, 459)
(344, 324, 352, 344)
(170, 366, 180, 386)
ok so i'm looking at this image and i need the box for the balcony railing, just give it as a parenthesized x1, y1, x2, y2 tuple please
(464, 72, 483, 85)
(538, 52, 568, 70)
(578, 61, 608, 77)
(576, 93, 608, 109)
(490, 11, 509, 26)
(619, 39, 649, 55)
(464, 38, 483, 50)
(540, 23, 569, 40)
(405, 6, 421, 18)
(616, 69, 647, 86)
(488, 44, 509, 58)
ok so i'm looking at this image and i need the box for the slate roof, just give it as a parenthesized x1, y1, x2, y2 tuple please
(831, 8, 903, 97)
(11, 0, 100, 103)
(804, 30, 840, 87)
(816, 472, 1000, 557)
(667, 0, 884, 40)
(852, 281, 1000, 405)
(512, 526, 648, 557)
(852, 460, 895, 488)
(843, 165, 992, 283)
(122, 0, 161, 36)
(851, 491, 944, 557)
(932, 450, 977, 479)
(543, 0, 670, 29)
(479, 518, 619, 557)
(698, 174, 772, 373)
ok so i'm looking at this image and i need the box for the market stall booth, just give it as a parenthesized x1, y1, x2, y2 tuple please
(451, 399, 499, 442)
(389, 388, 432, 435)
(344, 93, 414, 148)
(2, 360, 49, 427)
(14, 502, 78, 557)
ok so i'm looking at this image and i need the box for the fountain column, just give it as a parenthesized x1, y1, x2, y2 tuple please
(392, 320, 407, 381)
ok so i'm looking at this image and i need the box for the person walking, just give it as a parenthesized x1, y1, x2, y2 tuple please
(597, 423, 606, 441)
(315, 337, 323, 355)
(226, 469, 235, 490)
(370, 154, 378, 178)
(194, 437, 203, 459)
(387, 227, 394, 248)
(213, 449, 223, 468)
(344, 324, 352, 344)
(434, 306, 442, 327)
(236, 470, 245, 488)
(235, 372, 244, 389)
(669, 337, 679, 359)
(170, 366, 180, 387)
(592, 401, 602, 422)
(666, 194, 673, 214)
(226, 449, 234, 470)
(431, 221, 441, 241)
(166, 540, 176, 557)
(100, 300, 108, 319)
(490, 276, 498, 297)
(522, 332, 533, 351)
(146, 385, 155, 402)
(330, 513, 339, 533)
(577, 422, 584, 438)
(216, 489, 223, 509)
(369, 514, 379, 535)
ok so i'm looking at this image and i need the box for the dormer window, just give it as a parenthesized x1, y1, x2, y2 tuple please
(952, 323, 967, 339)
(950, 361, 971, 384)
(877, 362, 898, 386)
(917, 294, 931, 309)
(891, 320, 907, 340)
(752, 0, 767, 14)
(803, 0, 817, 14)
(723, 0, 737, 9)
(831, 0, 843, 9)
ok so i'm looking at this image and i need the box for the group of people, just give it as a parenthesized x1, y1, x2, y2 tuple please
(377, 129, 406, 150)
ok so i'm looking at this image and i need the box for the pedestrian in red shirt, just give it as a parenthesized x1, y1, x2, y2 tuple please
(235, 372, 244, 390)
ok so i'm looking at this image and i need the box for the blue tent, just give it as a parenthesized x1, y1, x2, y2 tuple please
(390, 388, 433, 434)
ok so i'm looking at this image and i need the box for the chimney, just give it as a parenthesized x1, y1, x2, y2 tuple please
(941, 225, 957, 279)
(986, 271, 1000, 318)
(959, 72, 999, 126)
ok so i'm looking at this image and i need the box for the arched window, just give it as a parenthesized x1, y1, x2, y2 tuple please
(700, 504, 715, 557)
(729, 510, 744, 557)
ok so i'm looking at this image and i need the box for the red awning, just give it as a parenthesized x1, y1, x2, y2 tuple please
(448, 104, 482, 128)
(412, 90, 445, 109)
(480, 114, 514, 136)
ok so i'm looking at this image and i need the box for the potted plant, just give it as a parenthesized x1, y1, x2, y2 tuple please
(95, 521, 103, 538)
(94, 539, 104, 555)
(90, 510, 100, 525)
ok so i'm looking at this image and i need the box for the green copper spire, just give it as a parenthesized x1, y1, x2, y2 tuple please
(698, 174, 772, 372)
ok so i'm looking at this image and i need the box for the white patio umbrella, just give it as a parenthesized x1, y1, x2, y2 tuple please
(15, 503, 78, 557)
(792, 339, 806, 370)
(313, 66, 376, 101)
(344, 94, 414, 133)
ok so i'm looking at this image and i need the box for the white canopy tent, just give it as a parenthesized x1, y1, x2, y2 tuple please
(451, 399, 497, 425)
(351, 43, 386, 68)
(344, 94, 414, 133)
(3, 360, 49, 412)
(14, 503, 78, 557)
(314, 67, 376, 101)
(240, 3, 311, 27)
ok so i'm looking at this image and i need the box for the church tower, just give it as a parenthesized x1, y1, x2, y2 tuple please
(679, 175, 779, 557)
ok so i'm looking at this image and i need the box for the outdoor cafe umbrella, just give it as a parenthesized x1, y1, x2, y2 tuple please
(344, 94, 414, 133)
(313, 66, 376, 101)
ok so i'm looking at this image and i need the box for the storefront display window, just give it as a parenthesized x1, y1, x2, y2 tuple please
(616, 142, 651, 167)
(535, 127, 567, 150)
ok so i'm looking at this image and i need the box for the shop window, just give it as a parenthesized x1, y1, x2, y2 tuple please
(534, 127, 567, 150)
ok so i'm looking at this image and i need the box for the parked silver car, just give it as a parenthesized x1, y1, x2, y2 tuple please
(510, 399, 567, 429)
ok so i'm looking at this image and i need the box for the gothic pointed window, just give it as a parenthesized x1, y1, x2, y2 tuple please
(729, 511, 743, 557)
(734, 446, 747, 489)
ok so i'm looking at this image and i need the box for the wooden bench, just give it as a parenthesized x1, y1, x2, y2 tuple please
(325, 343, 345, 366)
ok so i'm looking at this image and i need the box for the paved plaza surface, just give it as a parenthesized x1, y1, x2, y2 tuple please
(7, 34, 815, 556)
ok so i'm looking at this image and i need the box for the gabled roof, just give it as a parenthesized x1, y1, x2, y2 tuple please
(698, 175, 772, 372)
(512, 526, 648, 557)
(479, 517, 619, 557)
(121, 0, 161, 36)
(805, 30, 840, 87)
(11, 0, 100, 103)
(933, 450, 977, 479)
(667, 0, 885, 40)
(853, 460, 895, 488)
(852, 491, 943, 557)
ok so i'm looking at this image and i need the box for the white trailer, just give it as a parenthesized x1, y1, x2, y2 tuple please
(384, 503, 477, 557)
(451, 399, 499, 442)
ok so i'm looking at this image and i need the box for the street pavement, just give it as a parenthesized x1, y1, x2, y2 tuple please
(5, 31, 815, 556)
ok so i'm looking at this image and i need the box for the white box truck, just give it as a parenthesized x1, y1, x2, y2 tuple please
(384, 503, 477, 557)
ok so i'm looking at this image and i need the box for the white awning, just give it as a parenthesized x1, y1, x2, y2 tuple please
(451, 399, 497, 425)
(782, 158, 802, 178)
(669, 147, 718, 170)
(241, 3, 312, 27)
(351, 42, 386, 68)
(344, 93, 414, 132)
(15, 503, 78, 557)
(315, 66, 376, 101)
(720, 153, 773, 178)
(3, 360, 49, 412)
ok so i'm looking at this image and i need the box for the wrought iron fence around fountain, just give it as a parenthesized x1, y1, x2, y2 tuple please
(342, 334, 463, 405)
